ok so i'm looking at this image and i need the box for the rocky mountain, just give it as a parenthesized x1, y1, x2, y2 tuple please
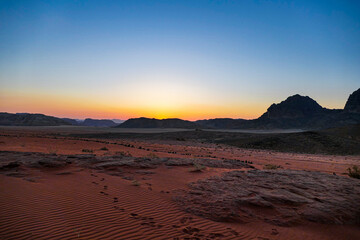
(344, 88, 360, 113)
(259, 94, 325, 119)
(117, 117, 201, 129)
(196, 89, 360, 130)
(81, 118, 118, 127)
(0, 113, 71, 126)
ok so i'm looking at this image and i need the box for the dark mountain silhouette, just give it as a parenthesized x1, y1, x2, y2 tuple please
(2, 88, 359, 129)
(117, 117, 201, 129)
(259, 94, 325, 119)
(344, 88, 360, 113)
(196, 118, 247, 129)
(62, 118, 118, 127)
(62, 118, 80, 125)
(198, 89, 360, 130)
(81, 118, 118, 127)
(123, 88, 360, 130)
(0, 113, 71, 126)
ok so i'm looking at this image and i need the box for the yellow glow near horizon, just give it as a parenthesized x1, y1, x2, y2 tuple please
(0, 88, 266, 120)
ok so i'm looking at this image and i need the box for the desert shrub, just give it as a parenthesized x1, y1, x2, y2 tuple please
(100, 147, 109, 151)
(131, 180, 141, 186)
(115, 151, 132, 157)
(47, 148, 58, 155)
(263, 164, 282, 170)
(146, 153, 159, 159)
(190, 162, 206, 172)
(82, 149, 93, 153)
(347, 165, 360, 179)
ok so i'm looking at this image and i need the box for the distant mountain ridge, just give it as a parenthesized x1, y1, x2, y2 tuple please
(2, 88, 359, 129)
(0, 113, 121, 127)
(195, 118, 247, 129)
(82, 118, 118, 127)
(62, 118, 119, 127)
(0, 113, 71, 126)
(117, 117, 202, 129)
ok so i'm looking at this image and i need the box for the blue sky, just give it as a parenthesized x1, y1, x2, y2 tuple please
(0, 0, 359, 119)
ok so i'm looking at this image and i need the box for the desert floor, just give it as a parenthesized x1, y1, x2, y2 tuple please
(0, 126, 359, 240)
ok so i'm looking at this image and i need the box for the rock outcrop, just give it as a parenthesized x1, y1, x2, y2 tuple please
(175, 170, 360, 226)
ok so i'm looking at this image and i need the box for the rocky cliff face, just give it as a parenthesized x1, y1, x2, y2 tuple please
(345, 88, 360, 113)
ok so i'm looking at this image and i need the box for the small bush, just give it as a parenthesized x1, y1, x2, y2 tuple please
(100, 147, 109, 151)
(47, 148, 58, 155)
(131, 180, 141, 186)
(347, 165, 360, 179)
(115, 151, 132, 157)
(146, 153, 159, 159)
(82, 149, 93, 153)
(263, 164, 281, 170)
(190, 163, 206, 172)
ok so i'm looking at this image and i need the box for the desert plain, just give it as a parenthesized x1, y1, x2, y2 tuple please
(0, 126, 359, 240)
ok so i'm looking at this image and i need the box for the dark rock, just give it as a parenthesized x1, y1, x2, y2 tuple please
(174, 170, 360, 226)
(345, 88, 360, 113)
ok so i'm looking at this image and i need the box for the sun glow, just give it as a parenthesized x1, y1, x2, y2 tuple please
(0, 87, 264, 121)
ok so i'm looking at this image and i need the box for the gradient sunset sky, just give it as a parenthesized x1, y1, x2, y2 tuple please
(1, 0, 359, 120)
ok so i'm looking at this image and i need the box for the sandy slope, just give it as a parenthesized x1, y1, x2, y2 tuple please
(2, 166, 359, 240)
(0, 128, 360, 239)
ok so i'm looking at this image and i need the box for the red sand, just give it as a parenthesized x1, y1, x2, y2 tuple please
(0, 129, 360, 239)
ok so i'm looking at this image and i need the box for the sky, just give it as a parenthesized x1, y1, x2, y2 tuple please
(0, 0, 359, 120)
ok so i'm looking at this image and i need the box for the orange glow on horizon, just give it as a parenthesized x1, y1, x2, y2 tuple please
(0, 89, 266, 121)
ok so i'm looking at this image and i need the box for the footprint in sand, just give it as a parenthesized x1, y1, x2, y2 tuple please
(130, 213, 139, 219)
(208, 232, 225, 238)
(182, 226, 200, 235)
(271, 228, 279, 235)
(179, 216, 193, 225)
(226, 228, 239, 236)
(113, 206, 125, 211)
